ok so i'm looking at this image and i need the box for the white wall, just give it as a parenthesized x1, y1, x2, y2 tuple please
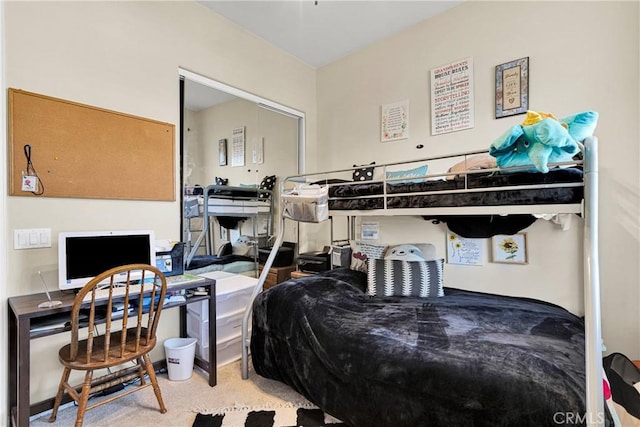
(317, 1, 639, 357)
(3, 1, 316, 404)
(195, 98, 298, 187)
(188, 98, 299, 245)
(0, 2, 7, 424)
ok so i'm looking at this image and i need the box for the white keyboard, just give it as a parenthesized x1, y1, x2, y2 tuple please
(82, 283, 157, 302)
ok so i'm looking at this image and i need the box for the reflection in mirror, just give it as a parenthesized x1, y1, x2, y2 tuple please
(180, 72, 303, 276)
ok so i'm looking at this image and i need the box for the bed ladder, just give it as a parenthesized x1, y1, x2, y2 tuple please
(241, 211, 286, 379)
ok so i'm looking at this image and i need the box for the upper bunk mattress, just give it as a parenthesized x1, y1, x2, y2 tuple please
(328, 167, 583, 210)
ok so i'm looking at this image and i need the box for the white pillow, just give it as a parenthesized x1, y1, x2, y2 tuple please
(385, 243, 436, 261)
(447, 153, 497, 179)
(232, 235, 253, 256)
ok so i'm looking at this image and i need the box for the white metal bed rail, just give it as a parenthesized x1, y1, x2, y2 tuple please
(240, 140, 603, 427)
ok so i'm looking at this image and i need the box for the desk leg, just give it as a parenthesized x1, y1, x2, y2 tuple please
(8, 305, 17, 426)
(179, 305, 187, 338)
(208, 286, 216, 387)
(8, 310, 30, 427)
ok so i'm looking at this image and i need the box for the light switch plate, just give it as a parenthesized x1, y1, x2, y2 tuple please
(14, 228, 52, 249)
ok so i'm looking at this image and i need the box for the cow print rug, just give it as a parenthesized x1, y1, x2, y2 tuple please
(192, 405, 346, 427)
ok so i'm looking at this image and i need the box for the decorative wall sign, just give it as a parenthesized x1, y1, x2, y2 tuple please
(446, 232, 484, 265)
(430, 57, 474, 135)
(252, 136, 264, 164)
(495, 57, 529, 118)
(231, 126, 245, 167)
(218, 138, 227, 166)
(381, 100, 409, 142)
(361, 222, 379, 240)
(492, 233, 528, 264)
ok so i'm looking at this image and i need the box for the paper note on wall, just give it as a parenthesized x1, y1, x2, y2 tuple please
(252, 137, 264, 164)
(231, 127, 245, 167)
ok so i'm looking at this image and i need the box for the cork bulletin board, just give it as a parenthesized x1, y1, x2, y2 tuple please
(8, 88, 176, 200)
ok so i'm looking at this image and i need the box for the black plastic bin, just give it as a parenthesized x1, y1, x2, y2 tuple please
(258, 242, 296, 267)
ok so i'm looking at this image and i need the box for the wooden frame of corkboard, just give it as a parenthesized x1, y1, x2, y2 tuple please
(8, 88, 175, 201)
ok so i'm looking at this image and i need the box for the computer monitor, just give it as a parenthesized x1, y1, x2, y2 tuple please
(58, 230, 156, 290)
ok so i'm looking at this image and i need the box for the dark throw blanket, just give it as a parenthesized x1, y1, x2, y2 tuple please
(251, 269, 589, 427)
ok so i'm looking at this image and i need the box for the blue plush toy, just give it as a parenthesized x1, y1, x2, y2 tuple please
(489, 110, 598, 173)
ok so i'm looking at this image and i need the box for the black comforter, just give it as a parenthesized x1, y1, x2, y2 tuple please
(328, 167, 583, 211)
(251, 268, 589, 427)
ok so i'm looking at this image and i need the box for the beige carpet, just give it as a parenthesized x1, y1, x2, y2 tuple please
(30, 359, 317, 427)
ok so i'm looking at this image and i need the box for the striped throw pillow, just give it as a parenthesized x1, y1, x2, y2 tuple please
(366, 258, 444, 298)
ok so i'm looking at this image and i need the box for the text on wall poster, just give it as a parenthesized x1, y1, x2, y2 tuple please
(430, 57, 474, 135)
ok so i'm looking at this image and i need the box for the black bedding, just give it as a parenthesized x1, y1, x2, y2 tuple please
(206, 184, 267, 199)
(251, 268, 591, 427)
(328, 167, 583, 210)
(185, 254, 254, 270)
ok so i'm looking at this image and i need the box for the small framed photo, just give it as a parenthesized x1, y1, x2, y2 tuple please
(495, 57, 529, 119)
(218, 138, 227, 166)
(492, 233, 528, 264)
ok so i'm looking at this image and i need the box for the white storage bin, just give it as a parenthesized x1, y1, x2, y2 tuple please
(216, 277, 256, 314)
(196, 342, 209, 361)
(187, 273, 258, 320)
(216, 333, 245, 367)
(188, 308, 250, 348)
(187, 312, 210, 347)
(195, 332, 251, 367)
(216, 308, 247, 342)
(187, 300, 208, 319)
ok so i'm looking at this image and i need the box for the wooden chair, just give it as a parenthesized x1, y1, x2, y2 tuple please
(48, 264, 168, 426)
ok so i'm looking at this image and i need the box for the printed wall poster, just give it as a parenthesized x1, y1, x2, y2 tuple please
(430, 57, 474, 135)
(252, 136, 264, 164)
(361, 222, 379, 240)
(231, 126, 245, 167)
(218, 138, 227, 166)
(446, 232, 484, 266)
(381, 100, 409, 142)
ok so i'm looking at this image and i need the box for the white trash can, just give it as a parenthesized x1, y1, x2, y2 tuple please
(164, 337, 198, 381)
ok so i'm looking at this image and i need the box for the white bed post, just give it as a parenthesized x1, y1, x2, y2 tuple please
(583, 136, 604, 426)
(241, 202, 287, 379)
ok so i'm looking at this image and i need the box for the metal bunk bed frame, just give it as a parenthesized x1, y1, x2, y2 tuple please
(184, 185, 273, 268)
(241, 136, 603, 426)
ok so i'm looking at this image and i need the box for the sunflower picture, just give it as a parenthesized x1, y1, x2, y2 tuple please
(498, 237, 518, 259)
(446, 232, 484, 265)
(492, 233, 528, 264)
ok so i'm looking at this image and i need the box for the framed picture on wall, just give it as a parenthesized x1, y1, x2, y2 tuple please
(495, 57, 529, 119)
(492, 233, 528, 264)
(446, 232, 484, 266)
(218, 138, 227, 166)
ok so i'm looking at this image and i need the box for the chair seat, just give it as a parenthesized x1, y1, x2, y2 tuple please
(58, 328, 156, 370)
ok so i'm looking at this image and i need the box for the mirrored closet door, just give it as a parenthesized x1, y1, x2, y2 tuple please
(179, 69, 304, 273)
